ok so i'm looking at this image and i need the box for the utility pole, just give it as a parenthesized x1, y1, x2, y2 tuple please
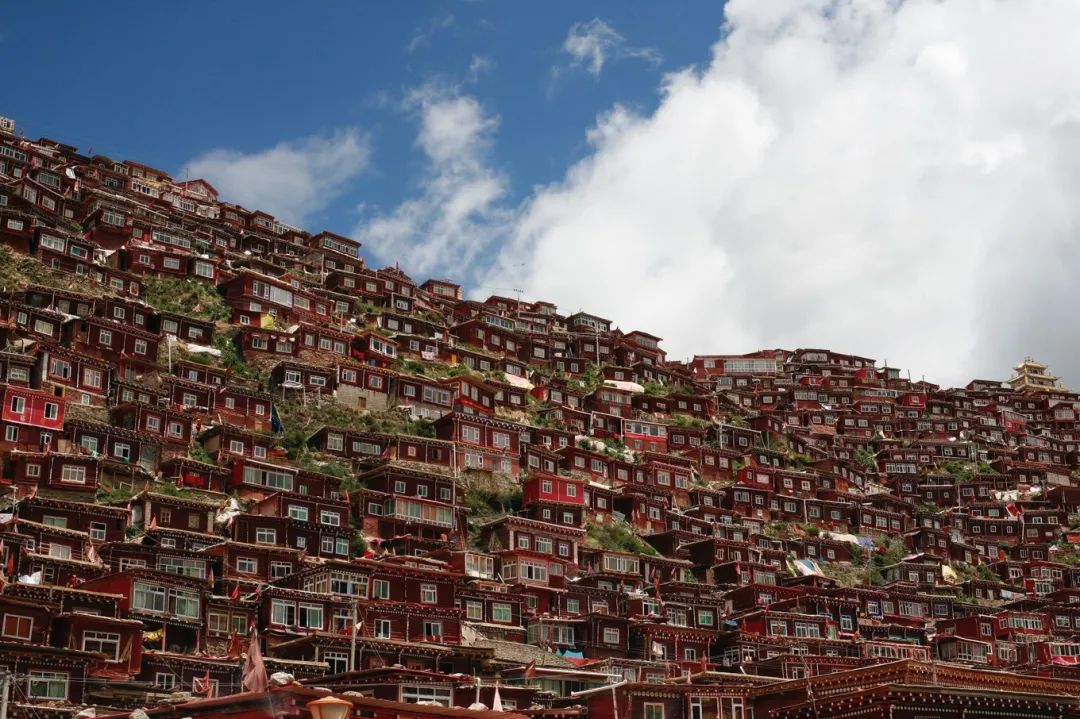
(350, 597, 359, 672)
(1, 669, 11, 719)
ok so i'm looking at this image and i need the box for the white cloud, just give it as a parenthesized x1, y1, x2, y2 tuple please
(484, 0, 1080, 387)
(407, 14, 455, 54)
(467, 54, 495, 83)
(182, 129, 370, 226)
(355, 85, 510, 278)
(561, 18, 660, 78)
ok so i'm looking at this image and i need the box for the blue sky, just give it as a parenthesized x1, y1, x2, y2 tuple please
(6, 1, 1078, 386)
(0, 1, 726, 265)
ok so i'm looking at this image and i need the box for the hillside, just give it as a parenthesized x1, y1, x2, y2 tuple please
(0, 118, 1078, 715)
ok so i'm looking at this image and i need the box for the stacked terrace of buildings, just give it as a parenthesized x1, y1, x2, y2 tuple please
(3, 115, 1080, 717)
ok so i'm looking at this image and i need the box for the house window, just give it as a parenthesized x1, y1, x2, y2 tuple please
(421, 584, 438, 604)
(255, 528, 277, 545)
(272, 601, 296, 626)
(132, 583, 166, 613)
(169, 588, 200, 618)
(644, 704, 665, 719)
(372, 579, 391, 600)
(60, 465, 86, 484)
(28, 672, 68, 700)
(99, 330, 112, 346)
(113, 442, 131, 461)
(82, 631, 121, 660)
(323, 651, 349, 674)
(48, 544, 72, 560)
(288, 505, 309, 522)
(237, 557, 258, 574)
(89, 522, 106, 541)
(375, 619, 392, 638)
(320, 510, 340, 526)
(299, 603, 323, 629)
(603, 628, 620, 644)
(207, 613, 230, 635)
(423, 621, 442, 640)
(82, 367, 103, 389)
(1, 614, 32, 640)
(492, 603, 512, 623)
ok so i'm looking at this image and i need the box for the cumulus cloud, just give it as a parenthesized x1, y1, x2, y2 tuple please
(561, 18, 660, 78)
(182, 129, 370, 226)
(483, 0, 1080, 387)
(355, 85, 510, 278)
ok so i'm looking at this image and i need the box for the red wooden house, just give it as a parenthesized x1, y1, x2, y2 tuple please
(348, 331, 398, 367)
(196, 424, 278, 463)
(69, 316, 160, 376)
(1, 300, 71, 344)
(18, 494, 128, 544)
(6, 451, 100, 493)
(66, 420, 162, 472)
(111, 402, 192, 447)
(433, 411, 527, 476)
(522, 472, 586, 527)
(235, 490, 353, 559)
(80, 568, 207, 655)
(0, 384, 64, 451)
(271, 360, 336, 394)
(352, 464, 463, 543)
(216, 384, 274, 432)
(38, 345, 112, 407)
(160, 376, 216, 413)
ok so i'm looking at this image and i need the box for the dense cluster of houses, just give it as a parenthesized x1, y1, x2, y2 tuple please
(4, 115, 1080, 719)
